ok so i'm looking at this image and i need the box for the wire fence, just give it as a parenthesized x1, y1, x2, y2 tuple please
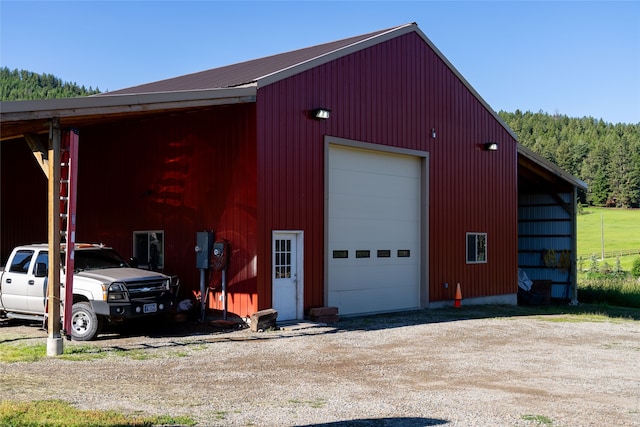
(578, 249, 640, 259)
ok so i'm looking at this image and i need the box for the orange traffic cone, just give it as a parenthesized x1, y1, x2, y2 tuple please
(454, 283, 462, 308)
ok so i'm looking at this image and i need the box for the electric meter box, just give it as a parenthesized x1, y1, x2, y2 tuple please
(196, 231, 214, 269)
(211, 241, 228, 271)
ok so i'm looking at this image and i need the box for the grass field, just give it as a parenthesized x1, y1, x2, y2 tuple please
(577, 207, 640, 271)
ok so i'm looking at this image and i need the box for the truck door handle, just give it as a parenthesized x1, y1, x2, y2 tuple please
(5, 278, 11, 284)
(28, 280, 35, 285)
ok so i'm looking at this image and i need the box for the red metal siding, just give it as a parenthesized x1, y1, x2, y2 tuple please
(4, 30, 518, 317)
(257, 32, 517, 308)
(0, 139, 48, 263)
(75, 105, 257, 317)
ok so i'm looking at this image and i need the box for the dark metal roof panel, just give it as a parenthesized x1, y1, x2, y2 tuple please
(518, 144, 588, 191)
(103, 25, 410, 95)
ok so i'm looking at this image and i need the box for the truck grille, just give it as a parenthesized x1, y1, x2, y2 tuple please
(125, 279, 168, 298)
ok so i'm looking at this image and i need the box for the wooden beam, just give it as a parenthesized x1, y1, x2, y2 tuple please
(47, 118, 63, 356)
(24, 133, 49, 179)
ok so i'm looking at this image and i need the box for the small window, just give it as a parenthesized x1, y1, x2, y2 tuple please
(333, 250, 349, 259)
(35, 251, 49, 273)
(377, 250, 391, 258)
(274, 239, 292, 278)
(9, 250, 34, 273)
(466, 233, 487, 264)
(355, 250, 370, 258)
(133, 230, 164, 270)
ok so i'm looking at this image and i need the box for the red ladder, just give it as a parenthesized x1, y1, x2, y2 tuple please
(59, 129, 79, 338)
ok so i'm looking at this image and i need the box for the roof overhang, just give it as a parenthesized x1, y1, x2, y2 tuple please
(0, 86, 256, 141)
(518, 143, 587, 192)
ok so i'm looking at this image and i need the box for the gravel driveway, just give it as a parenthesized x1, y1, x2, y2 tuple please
(1, 306, 639, 427)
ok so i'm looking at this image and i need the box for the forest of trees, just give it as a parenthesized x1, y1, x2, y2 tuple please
(1, 68, 638, 207)
(499, 111, 640, 208)
(0, 67, 100, 101)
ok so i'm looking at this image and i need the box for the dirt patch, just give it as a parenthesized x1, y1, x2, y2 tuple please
(1, 306, 639, 426)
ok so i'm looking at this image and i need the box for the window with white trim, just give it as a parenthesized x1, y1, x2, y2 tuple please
(466, 232, 487, 264)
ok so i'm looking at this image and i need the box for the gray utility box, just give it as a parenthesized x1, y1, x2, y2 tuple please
(196, 231, 214, 269)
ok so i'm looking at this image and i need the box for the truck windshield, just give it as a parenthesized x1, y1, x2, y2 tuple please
(71, 249, 129, 271)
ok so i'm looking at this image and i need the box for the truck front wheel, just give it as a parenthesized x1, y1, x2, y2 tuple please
(71, 302, 101, 341)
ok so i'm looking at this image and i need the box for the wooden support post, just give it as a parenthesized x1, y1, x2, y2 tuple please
(47, 118, 63, 356)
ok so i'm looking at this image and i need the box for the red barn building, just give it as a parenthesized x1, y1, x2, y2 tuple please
(1, 23, 584, 322)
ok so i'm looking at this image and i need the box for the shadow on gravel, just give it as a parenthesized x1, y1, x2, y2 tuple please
(95, 309, 248, 338)
(94, 303, 640, 344)
(0, 333, 43, 344)
(336, 303, 640, 332)
(4, 304, 638, 348)
(297, 417, 447, 426)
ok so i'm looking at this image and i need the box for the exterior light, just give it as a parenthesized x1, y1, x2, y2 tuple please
(312, 108, 331, 120)
(431, 128, 437, 139)
(484, 142, 498, 151)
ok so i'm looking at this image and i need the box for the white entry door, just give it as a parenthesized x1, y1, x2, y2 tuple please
(272, 232, 303, 321)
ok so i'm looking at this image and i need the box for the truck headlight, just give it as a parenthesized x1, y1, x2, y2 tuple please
(107, 282, 129, 302)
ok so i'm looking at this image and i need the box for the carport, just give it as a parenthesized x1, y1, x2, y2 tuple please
(1, 88, 256, 354)
(517, 144, 588, 304)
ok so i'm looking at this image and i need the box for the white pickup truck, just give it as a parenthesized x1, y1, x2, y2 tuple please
(0, 243, 178, 341)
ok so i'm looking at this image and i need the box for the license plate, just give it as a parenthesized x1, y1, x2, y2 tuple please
(143, 303, 157, 313)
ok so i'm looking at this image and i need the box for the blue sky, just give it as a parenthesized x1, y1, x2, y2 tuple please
(1, 1, 639, 124)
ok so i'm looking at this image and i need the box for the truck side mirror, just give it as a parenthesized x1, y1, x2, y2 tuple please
(129, 257, 139, 268)
(34, 262, 48, 278)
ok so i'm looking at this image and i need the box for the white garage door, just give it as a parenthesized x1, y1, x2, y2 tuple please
(327, 144, 422, 315)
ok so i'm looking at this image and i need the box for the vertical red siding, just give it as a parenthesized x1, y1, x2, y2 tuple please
(4, 30, 519, 318)
(76, 105, 257, 318)
(257, 32, 517, 308)
(0, 139, 48, 263)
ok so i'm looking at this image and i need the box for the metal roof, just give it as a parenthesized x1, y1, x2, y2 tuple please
(0, 87, 256, 141)
(102, 25, 410, 94)
(1, 22, 517, 141)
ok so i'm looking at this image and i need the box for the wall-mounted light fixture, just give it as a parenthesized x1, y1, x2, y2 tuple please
(483, 142, 499, 151)
(312, 108, 331, 120)
(431, 128, 437, 139)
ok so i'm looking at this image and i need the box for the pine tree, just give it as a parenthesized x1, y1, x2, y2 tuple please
(500, 110, 640, 208)
(0, 67, 100, 101)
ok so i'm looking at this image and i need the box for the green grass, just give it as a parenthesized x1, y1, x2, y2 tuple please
(576, 208, 640, 308)
(0, 343, 111, 363)
(0, 342, 160, 364)
(0, 343, 48, 363)
(577, 207, 640, 271)
(58, 344, 109, 361)
(521, 414, 554, 425)
(0, 400, 195, 427)
(578, 276, 640, 308)
(288, 398, 327, 409)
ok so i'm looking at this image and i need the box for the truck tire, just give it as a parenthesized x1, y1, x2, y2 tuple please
(71, 302, 101, 341)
